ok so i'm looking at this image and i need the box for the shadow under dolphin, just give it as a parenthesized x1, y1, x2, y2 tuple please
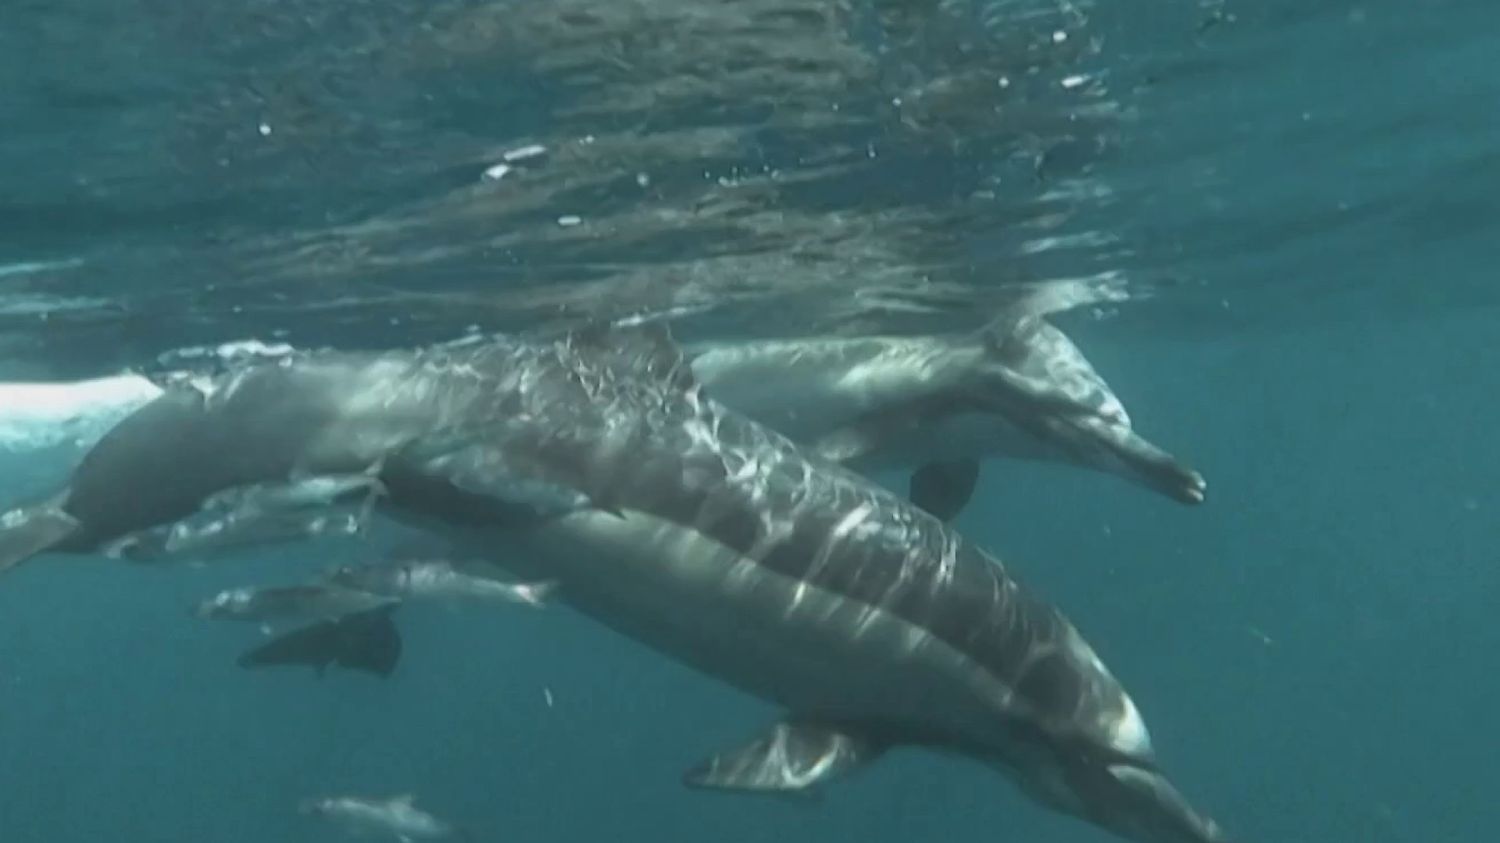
(236, 604, 403, 678)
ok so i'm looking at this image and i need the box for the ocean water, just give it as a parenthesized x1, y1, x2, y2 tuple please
(1, 1, 1496, 842)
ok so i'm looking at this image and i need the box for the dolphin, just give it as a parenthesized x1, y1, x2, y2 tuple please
(0, 324, 1235, 842)
(687, 309, 1206, 520)
(385, 326, 1236, 843)
(224, 558, 551, 675)
(326, 558, 556, 607)
(194, 583, 399, 624)
(299, 792, 463, 842)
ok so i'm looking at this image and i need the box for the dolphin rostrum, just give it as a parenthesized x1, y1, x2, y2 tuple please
(0, 324, 1235, 843)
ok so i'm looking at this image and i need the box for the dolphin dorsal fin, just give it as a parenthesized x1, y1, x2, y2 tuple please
(976, 302, 1048, 366)
(566, 320, 699, 393)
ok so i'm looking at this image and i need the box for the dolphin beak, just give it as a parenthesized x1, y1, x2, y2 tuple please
(1073, 760, 1233, 843)
(1075, 417, 1207, 506)
(1141, 458, 1208, 506)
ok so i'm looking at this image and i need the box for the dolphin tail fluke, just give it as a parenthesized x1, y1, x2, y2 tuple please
(909, 459, 980, 522)
(0, 502, 81, 574)
(683, 720, 886, 797)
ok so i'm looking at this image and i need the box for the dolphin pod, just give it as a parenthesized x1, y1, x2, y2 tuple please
(0, 322, 1235, 843)
(0, 308, 1204, 524)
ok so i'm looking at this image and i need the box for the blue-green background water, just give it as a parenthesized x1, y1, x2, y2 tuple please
(2, 1, 1496, 841)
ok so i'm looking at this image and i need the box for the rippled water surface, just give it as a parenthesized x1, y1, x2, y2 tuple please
(1, 1, 1495, 841)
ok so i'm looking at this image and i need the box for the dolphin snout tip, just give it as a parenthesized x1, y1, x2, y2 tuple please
(1177, 475, 1207, 505)
(1154, 465, 1207, 505)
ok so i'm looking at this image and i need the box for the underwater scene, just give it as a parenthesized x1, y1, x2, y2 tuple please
(1, 2, 1496, 842)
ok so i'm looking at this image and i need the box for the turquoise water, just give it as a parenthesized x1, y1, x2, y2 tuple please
(2, 2, 1496, 841)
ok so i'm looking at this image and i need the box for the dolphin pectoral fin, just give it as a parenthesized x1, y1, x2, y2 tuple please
(0, 502, 82, 574)
(683, 721, 886, 796)
(909, 459, 980, 522)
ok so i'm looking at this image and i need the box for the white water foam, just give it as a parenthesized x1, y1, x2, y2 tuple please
(0, 374, 164, 453)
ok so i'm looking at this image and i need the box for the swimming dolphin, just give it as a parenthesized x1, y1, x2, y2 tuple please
(299, 792, 463, 841)
(326, 558, 555, 607)
(195, 583, 398, 624)
(0, 324, 1235, 843)
(229, 559, 551, 675)
(687, 309, 1206, 520)
(376, 326, 1236, 843)
(237, 604, 403, 677)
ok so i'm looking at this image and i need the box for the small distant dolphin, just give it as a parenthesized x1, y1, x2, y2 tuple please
(327, 558, 556, 607)
(299, 792, 463, 842)
(195, 583, 398, 624)
(236, 605, 402, 678)
(0, 324, 1236, 842)
(687, 309, 1206, 520)
(231, 559, 553, 677)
